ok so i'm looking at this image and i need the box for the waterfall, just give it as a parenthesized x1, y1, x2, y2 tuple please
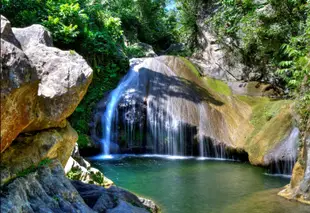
(96, 59, 227, 159)
(96, 57, 234, 159)
(267, 127, 299, 176)
(100, 60, 141, 156)
(94, 56, 297, 167)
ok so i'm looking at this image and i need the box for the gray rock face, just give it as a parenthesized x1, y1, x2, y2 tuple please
(132, 42, 157, 57)
(1, 16, 21, 48)
(1, 161, 158, 213)
(0, 16, 93, 152)
(0, 161, 95, 213)
(12, 24, 53, 50)
(256, 4, 277, 19)
(192, 27, 257, 81)
(0, 38, 37, 96)
(71, 181, 158, 212)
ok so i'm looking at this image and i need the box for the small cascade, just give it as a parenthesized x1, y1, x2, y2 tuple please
(100, 60, 141, 155)
(267, 128, 299, 176)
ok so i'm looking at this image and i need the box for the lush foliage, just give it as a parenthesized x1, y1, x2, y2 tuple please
(104, 0, 179, 50)
(1, 0, 181, 148)
(175, 0, 201, 50)
(209, 0, 309, 77)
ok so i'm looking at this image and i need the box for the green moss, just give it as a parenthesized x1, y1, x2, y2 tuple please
(90, 170, 104, 184)
(16, 158, 52, 178)
(250, 100, 292, 130)
(181, 57, 200, 77)
(77, 134, 91, 149)
(204, 77, 232, 96)
(236, 95, 269, 106)
(66, 167, 82, 180)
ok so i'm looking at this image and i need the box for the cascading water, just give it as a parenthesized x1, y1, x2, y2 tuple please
(94, 56, 298, 170)
(96, 57, 233, 159)
(100, 59, 141, 156)
(267, 127, 299, 176)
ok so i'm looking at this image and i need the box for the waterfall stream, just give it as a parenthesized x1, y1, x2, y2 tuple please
(93, 56, 299, 175)
(100, 60, 141, 156)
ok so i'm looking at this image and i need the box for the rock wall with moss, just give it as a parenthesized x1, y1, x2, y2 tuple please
(92, 56, 298, 169)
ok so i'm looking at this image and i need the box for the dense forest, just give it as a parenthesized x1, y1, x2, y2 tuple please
(1, 0, 309, 149)
(1, 0, 310, 212)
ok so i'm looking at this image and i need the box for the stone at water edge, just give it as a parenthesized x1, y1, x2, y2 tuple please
(72, 180, 160, 213)
(0, 161, 95, 213)
(278, 131, 310, 205)
(65, 156, 114, 188)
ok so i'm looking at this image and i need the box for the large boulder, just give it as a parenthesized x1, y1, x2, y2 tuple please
(0, 16, 93, 152)
(22, 44, 93, 132)
(0, 161, 95, 213)
(1, 16, 21, 48)
(12, 24, 53, 49)
(71, 181, 159, 212)
(1, 122, 77, 186)
(0, 38, 38, 152)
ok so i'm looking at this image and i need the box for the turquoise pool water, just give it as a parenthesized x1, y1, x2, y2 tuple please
(90, 156, 309, 213)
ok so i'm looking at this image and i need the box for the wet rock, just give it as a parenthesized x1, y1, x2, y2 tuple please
(106, 200, 149, 213)
(138, 197, 160, 213)
(93, 56, 296, 167)
(279, 128, 310, 204)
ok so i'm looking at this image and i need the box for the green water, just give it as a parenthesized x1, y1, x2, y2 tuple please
(90, 156, 309, 213)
